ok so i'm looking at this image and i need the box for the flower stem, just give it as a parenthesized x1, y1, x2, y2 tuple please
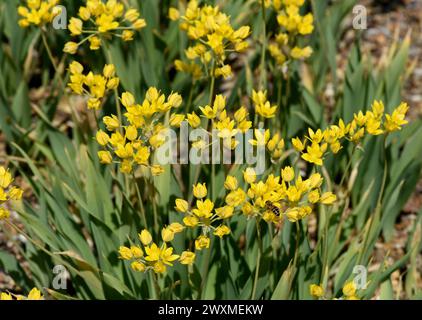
(133, 173, 148, 229)
(199, 245, 212, 299)
(251, 218, 263, 299)
(259, 0, 267, 90)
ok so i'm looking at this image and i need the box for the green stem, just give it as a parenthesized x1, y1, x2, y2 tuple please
(259, 0, 267, 90)
(357, 137, 388, 265)
(199, 245, 212, 299)
(251, 219, 263, 299)
(133, 174, 148, 228)
(40, 29, 82, 131)
(152, 272, 161, 299)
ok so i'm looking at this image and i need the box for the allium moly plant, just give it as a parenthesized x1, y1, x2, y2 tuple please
(0, 0, 420, 301)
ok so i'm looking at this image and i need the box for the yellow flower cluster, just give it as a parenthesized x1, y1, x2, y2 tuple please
(309, 280, 361, 300)
(292, 101, 409, 166)
(252, 90, 278, 119)
(0, 288, 43, 300)
(175, 182, 232, 250)
(68, 61, 119, 110)
(17, 0, 60, 28)
(189, 94, 252, 150)
(267, 0, 314, 65)
(249, 129, 286, 162)
(96, 88, 183, 175)
(0, 167, 24, 220)
(64, 0, 146, 54)
(171, 0, 250, 79)
(227, 166, 336, 224)
(119, 228, 195, 274)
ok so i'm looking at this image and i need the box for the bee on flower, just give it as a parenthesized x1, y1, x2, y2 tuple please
(170, 1, 250, 80)
(63, 0, 147, 54)
(0, 167, 24, 220)
(233, 166, 336, 224)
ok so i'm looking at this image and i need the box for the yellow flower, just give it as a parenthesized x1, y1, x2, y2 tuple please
(179, 251, 195, 265)
(131, 261, 146, 272)
(103, 115, 120, 131)
(281, 166, 295, 182)
(122, 30, 134, 41)
(169, 7, 180, 21)
(0, 292, 12, 300)
(292, 137, 305, 152)
(225, 188, 246, 207)
(146, 243, 179, 268)
(309, 284, 324, 298)
(192, 199, 214, 218)
(320, 192, 336, 205)
(214, 65, 232, 78)
(168, 223, 185, 233)
(224, 176, 238, 191)
(215, 206, 234, 219)
(151, 165, 165, 176)
(98, 151, 112, 164)
(286, 207, 300, 222)
(133, 19, 147, 29)
(125, 9, 140, 22)
(27, 288, 43, 300)
(131, 245, 143, 258)
(115, 143, 134, 159)
(18, 0, 59, 28)
(87, 98, 101, 110)
(342, 281, 357, 297)
(138, 229, 153, 246)
(187, 112, 201, 128)
(308, 190, 320, 204)
(195, 235, 210, 250)
(161, 227, 175, 242)
(168, 93, 183, 108)
(291, 46, 313, 59)
(183, 215, 199, 227)
(169, 114, 186, 127)
(175, 199, 189, 213)
(69, 17, 83, 35)
(213, 225, 231, 238)
(120, 160, 132, 174)
(301, 142, 326, 166)
(256, 101, 278, 118)
(63, 42, 79, 54)
(0, 167, 13, 189)
(199, 105, 218, 119)
(8, 187, 23, 201)
(0, 208, 10, 220)
(89, 36, 101, 50)
(385, 102, 409, 132)
(193, 183, 207, 199)
(103, 64, 116, 78)
(243, 168, 257, 184)
(119, 246, 133, 260)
